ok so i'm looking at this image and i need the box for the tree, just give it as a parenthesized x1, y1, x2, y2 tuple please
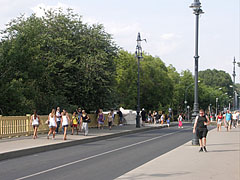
(0, 8, 118, 115)
(114, 50, 174, 112)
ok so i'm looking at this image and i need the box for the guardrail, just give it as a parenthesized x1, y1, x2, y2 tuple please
(0, 114, 119, 139)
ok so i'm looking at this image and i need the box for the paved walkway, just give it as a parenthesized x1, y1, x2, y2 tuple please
(0, 124, 169, 161)
(115, 126, 240, 180)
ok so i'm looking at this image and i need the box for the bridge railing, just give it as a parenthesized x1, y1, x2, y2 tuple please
(0, 114, 119, 138)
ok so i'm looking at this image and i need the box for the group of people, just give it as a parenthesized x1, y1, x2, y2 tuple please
(140, 109, 171, 127)
(96, 109, 116, 130)
(216, 110, 239, 132)
(29, 107, 122, 140)
(30, 107, 90, 140)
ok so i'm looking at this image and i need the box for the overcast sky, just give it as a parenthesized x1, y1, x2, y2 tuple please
(1, 0, 239, 83)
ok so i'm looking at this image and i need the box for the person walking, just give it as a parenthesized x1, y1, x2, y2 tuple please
(47, 109, 57, 140)
(55, 107, 61, 134)
(232, 111, 237, 128)
(224, 110, 232, 131)
(193, 109, 210, 152)
(148, 111, 152, 124)
(141, 108, 146, 126)
(30, 110, 40, 139)
(98, 109, 105, 129)
(166, 114, 170, 128)
(61, 109, 70, 140)
(108, 110, 114, 130)
(117, 109, 123, 125)
(77, 108, 82, 132)
(160, 113, 165, 125)
(71, 112, 78, 135)
(216, 111, 223, 132)
(178, 114, 183, 128)
(81, 110, 90, 136)
(236, 111, 240, 126)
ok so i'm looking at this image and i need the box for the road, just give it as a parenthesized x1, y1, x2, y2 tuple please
(0, 124, 196, 180)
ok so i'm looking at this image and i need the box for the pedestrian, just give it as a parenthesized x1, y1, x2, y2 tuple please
(98, 109, 105, 129)
(71, 112, 78, 135)
(148, 110, 152, 124)
(47, 109, 57, 140)
(178, 114, 183, 128)
(193, 109, 210, 152)
(81, 110, 90, 136)
(61, 109, 70, 140)
(166, 114, 170, 128)
(216, 111, 223, 132)
(141, 108, 146, 126)
(117, 109, 123, 125)
(77, 108, 82, 132)
(30, 110, 40, 139)
(108, 110, 114, 130)
(160, 113, 165, 125)
(232, 111, 237, 128)
(55, 107, 61, 134)
(236, 111, 240, 126)
(224, 110, 232, 131)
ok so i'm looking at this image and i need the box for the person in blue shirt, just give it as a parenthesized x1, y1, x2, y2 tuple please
(224, 110, 232, 131)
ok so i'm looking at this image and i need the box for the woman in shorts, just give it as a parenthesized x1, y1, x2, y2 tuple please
(216, 111, 223, 132)
(71, 111, 78, 135)
(108, 110, 114, 130)
(61, 109, 70, 140)
(47, 109, 57, 140)
(30, 110, 40, 139)
(97, 109, 105, 129)
(193, 109, 210, 152)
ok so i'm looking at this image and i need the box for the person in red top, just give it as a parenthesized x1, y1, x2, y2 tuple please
(216, 111, 223, 132)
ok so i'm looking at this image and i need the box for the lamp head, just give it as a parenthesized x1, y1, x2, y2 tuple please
(190, 0, 204, 14)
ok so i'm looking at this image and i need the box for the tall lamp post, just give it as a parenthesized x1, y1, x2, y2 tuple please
(135, 32, 145, 128)
(190, 0, 204, 145)
(184, 80, 200, 119)
(233, 57, 236, 110)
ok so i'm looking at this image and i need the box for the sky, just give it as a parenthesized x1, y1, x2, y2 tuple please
(0, 0, 239, 82)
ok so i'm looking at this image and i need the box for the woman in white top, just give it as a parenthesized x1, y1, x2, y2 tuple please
(30, 110, 40, 139)
(61, 109, 70, 140)
(47, 109, 57, 139)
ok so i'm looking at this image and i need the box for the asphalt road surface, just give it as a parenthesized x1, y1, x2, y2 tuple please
(0, 124, 197, 180)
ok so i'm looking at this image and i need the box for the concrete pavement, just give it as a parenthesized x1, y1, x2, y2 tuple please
(0, 123, 170, 161)
(115, 126, 240, 180)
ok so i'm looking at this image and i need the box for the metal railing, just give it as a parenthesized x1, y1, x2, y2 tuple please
(0, 114, 119, 139)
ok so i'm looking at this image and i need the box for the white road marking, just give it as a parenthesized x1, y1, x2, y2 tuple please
(15, 127, 191, 180)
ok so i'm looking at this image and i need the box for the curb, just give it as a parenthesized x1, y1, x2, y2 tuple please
(0, 125, 170, 161)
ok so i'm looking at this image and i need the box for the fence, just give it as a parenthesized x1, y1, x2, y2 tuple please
(0, 114, 119, 139)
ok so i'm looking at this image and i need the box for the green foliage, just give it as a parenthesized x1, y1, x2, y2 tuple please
(199, 69, 233, 94)
(0, 8, 118, 115)
(114, 50, 174, 111)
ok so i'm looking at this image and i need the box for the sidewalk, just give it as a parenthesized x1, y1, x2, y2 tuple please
(116, 126, 240, 180)
(0, 123, 170, 161)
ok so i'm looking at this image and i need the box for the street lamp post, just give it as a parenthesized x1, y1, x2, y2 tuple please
(184, 80, 200, 120)
(216, 98, 218, 120)
(233, 57, 236, 110)
(190, 0, 204, 145)
(135, 32, 145, 128)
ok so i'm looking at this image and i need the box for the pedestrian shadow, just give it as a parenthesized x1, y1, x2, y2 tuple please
(207, 143, 239, 146)
(208, 149, 239, 153)
(117, 171, 191, 180)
